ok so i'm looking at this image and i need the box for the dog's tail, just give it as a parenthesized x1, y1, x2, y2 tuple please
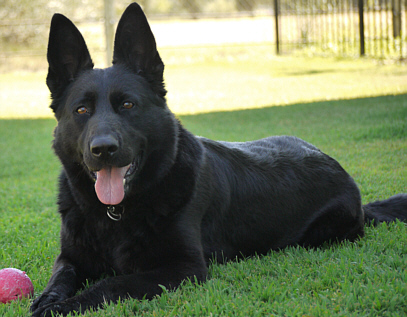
(363, 194, 407, 225)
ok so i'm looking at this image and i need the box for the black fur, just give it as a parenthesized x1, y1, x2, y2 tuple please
(30, 3, 407, 316)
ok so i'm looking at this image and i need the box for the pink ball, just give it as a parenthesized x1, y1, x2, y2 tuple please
(0, 268, 34, 304)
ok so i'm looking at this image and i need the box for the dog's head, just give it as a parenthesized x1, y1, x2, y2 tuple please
(47, 3, 178, 206)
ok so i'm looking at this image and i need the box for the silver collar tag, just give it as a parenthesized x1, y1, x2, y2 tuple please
(106, 205, 124, 221)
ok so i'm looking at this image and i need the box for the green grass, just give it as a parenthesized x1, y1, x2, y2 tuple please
(0, 93, 406, 316)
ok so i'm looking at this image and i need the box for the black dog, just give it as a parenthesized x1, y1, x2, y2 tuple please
(31, 3, 407, 316)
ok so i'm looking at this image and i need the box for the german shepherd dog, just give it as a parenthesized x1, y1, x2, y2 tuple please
(31, 2, 407, 316)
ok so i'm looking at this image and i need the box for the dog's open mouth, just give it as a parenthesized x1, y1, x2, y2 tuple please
(91, 151, 143, 205)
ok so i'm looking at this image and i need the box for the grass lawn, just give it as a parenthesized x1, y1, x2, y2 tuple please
(0, 54, 406, 316)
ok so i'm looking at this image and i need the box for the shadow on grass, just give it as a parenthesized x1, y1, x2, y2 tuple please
(178, 94, 407, 145)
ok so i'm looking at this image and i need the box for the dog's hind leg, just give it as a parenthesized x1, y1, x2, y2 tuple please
(297, 198, 365, 248)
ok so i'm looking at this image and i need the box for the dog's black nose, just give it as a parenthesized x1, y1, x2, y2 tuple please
(90, 135, 119, 158)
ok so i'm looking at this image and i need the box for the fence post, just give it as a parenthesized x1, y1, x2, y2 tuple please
(274, 0, 280, 55)
(104, 0, 115, 66)
(358, 0, 365, 56)
(392, 0, 401, 38)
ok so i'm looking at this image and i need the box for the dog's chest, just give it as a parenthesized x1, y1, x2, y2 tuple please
(65, 211, 157, 275)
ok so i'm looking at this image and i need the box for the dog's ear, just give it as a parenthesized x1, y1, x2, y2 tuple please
(46, 13, 94, 102)
(113, 3, 166, 97)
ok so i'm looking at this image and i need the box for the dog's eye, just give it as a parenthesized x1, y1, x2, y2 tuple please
(76, 106, 89, 115)
(122, 102, 134, 110)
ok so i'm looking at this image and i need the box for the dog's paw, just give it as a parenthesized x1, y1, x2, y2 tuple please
(31, 299, 80, 317)
(31, 302, 62, 317)
(30, 291, 64, 312)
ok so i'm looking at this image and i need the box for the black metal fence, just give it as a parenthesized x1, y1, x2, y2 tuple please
(0, 0, 406, 71)
(274, 0, 406, 58)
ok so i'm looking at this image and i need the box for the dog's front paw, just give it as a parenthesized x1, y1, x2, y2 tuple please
(31, 291, 63, 311)
(30, 290, 73, 316)
(31, 299, 80, 317)
(31, 302, 62, 317)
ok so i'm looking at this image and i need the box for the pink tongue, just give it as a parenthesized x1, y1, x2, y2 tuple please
(95, 165, 130, 205)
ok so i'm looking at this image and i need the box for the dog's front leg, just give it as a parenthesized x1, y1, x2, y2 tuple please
(31, 265, 207, 317)
(30, 256, 79, 316)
